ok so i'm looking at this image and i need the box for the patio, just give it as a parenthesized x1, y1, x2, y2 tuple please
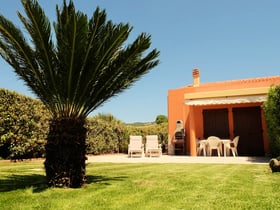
(86, 154, 269, 164)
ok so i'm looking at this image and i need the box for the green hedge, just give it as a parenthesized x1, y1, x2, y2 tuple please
(263, 85, 280, 157)
(0, 89, 50, 160)
(0, 89, 168, 159)
(86, 114, 128, 154)
(86, 114, 168, 154)
(126, 123, 168, 152)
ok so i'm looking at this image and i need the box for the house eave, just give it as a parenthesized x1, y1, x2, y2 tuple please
(184, 87, 269, 100)
(184, 87, 269, 106)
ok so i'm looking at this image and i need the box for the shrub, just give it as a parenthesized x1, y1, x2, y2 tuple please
(86, 115, 168, 155)
(0, 89, 50, 160)
(86, 114, 127, 154)
(263, 85, 280, 157)
(0, 89, 168, 158)
(126, 122, 168, 152)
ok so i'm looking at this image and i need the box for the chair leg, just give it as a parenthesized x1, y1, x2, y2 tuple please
(219, 145, 223, 156)
(231, 148, 235, 157)
(233, 148, 238, 157)
(234, 149, 238, 156)
(210, 149, 213, 156)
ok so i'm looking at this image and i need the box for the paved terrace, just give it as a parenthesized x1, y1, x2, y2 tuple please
(86, 154, 270, 164)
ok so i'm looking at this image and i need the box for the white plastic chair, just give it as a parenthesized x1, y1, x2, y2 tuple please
(226, 136, 239, 157)
(207, 136, 222, 157)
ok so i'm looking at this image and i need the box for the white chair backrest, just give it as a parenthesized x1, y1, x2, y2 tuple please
(129, 135, 142, 148)
(232, 136, 239, 147)
(146, 135, 159, 147)
(207, 136, 221, 146)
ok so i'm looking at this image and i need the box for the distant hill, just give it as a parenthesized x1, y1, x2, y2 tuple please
(125, 122, 154, 126)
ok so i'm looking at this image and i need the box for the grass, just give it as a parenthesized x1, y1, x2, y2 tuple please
(0, 160, 279, 210)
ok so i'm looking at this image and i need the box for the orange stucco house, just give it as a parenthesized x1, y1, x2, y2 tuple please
(168, 69, 280, 156)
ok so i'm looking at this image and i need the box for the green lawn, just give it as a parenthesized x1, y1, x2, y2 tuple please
(0, 160, 279, 210)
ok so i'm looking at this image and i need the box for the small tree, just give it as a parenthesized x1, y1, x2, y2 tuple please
(263, 85, 280, 157)
(155, 115, 168, 124)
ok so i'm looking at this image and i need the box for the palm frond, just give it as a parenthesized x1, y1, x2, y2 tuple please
(0, 13, 49, 101)
(18, 0, 64, 115)
(0, 0, 160, 119)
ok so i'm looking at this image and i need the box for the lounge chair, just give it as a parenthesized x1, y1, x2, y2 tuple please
(128, 135, 144, 158)
(145, 135, 162, 157)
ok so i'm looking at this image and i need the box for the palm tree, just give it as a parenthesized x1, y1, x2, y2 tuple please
(0, 0, 159, 188)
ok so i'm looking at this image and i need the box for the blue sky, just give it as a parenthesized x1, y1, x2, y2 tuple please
(0, 0, 280, 123)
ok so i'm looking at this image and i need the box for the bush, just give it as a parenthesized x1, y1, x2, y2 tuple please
(86, 115, 168, 155)
(0, 89, 168, 158)
(86, 114, 127, 154)
(0, 89, 50, 160)
(126, 122, 168, 153)
(263, 85, 280, 157)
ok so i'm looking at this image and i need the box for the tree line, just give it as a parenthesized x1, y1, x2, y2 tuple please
(0, 88, 168, 160)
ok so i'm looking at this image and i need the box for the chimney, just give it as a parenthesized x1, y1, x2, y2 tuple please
(192, 69, 200, 87)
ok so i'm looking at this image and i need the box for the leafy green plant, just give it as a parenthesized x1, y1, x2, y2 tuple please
(86, 114, 127, 154)
(0, 89, 50, 160)
(155, 115, 168, 124)
(0, 89, 167, 159)
(126, 122, 168, 152)
(263, 85, 280, 157)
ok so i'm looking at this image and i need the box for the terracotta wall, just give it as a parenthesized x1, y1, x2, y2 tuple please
(168, 87, 188, 138)
(168, 75, 280, 156)
(191, 103, 268, 154)
(168, 101, 269, 156)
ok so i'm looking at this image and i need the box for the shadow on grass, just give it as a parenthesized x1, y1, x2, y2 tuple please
(0, 174, 48, 193)
(0, 174, 127, 192)
(247, 156, 270, 164)
(86, 175, 128, 185)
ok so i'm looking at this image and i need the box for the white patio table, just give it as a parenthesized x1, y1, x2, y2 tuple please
(197, 139, 208, 156)
(199, 139, 231, 157)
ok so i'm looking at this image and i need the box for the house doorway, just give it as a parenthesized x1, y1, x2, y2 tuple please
(203, 108, 230, 139)
(232, 106, 264, 156)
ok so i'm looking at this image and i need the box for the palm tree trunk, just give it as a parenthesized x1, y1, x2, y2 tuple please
(44, 117, 87, 188)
